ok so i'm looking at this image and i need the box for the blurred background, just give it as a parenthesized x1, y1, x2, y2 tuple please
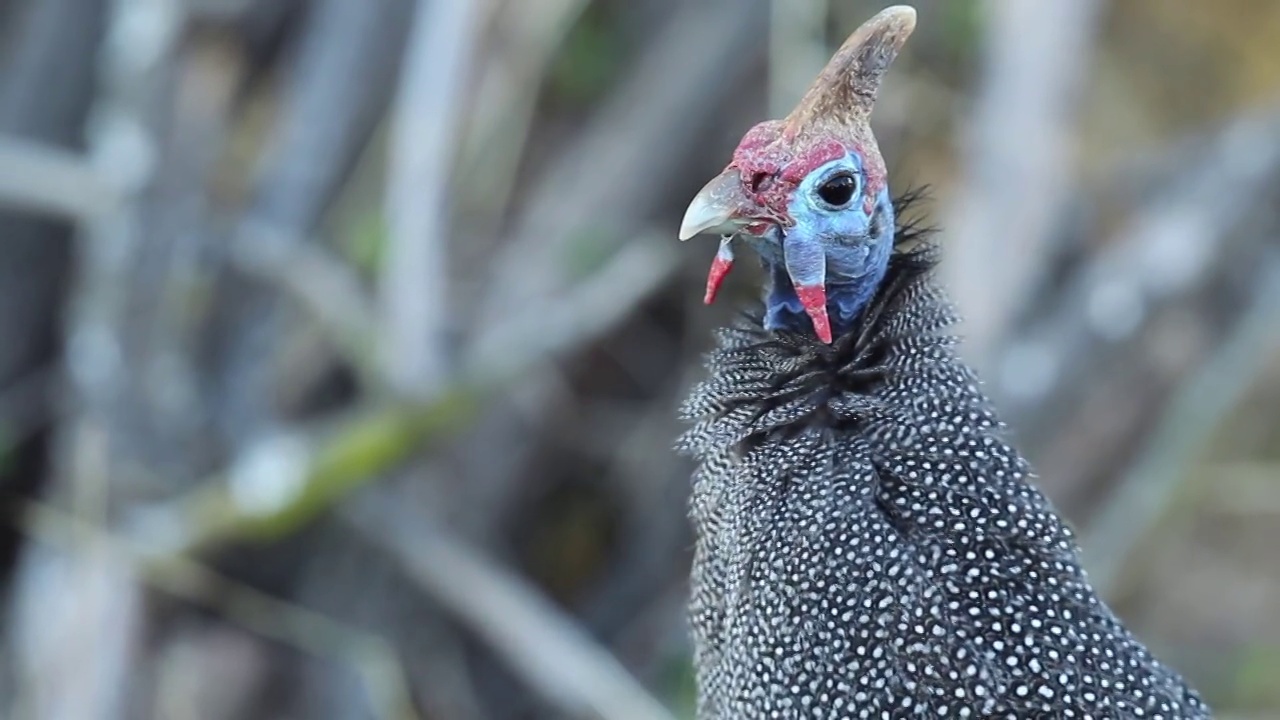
(0, 0, 1278, 718)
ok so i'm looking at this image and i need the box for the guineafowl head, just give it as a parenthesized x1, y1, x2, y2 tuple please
(679, 5, 916, 343)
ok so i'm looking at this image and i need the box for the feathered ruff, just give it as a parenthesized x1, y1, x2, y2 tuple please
(677, 187, 946, 453)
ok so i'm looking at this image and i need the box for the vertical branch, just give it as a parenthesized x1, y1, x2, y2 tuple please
(1083, 257, 1280, 596)
(7, 0, 167, 716)
(379, 0, 486, 395)
(248, 0, 410, 231)
(217, 0, 413, 447)
(998, 111, 1280, 511)
(943, 0, 1105, 368)
(458, 0, 591, 237)
(0, 0, 108, 642)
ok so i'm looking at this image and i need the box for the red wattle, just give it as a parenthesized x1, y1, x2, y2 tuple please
(795, 284, 833, 344)
(704, 255, 733, 305)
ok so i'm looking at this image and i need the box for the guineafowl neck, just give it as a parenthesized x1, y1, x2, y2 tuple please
(759, 252, 891, 340)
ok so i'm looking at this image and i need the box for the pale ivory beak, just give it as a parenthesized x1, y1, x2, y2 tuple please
(678, 169, 755, 240)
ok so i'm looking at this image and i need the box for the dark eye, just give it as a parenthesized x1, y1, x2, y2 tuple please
(816, 172, 857, 208)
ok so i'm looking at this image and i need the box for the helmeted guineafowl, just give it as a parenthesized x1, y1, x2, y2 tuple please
(676, 6, 1210, 718)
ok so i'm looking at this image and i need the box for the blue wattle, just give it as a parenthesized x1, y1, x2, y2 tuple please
(760, 181, 895, 339)
(762, 244, 890, 338)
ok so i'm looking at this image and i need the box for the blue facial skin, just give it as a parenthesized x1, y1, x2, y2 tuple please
(742, 154, 896, 338)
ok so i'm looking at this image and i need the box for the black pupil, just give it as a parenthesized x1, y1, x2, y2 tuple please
(818, 174, 856, 207)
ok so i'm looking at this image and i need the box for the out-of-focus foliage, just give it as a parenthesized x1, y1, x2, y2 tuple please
(0, 1, 1276, 719)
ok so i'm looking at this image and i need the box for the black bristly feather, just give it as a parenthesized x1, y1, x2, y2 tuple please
(679, 189, 1210, 719)
(678, 189, 938, 443)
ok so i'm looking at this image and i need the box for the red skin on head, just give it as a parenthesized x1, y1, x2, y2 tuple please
(693, 0, 910, 342)
(727, 120, 886, 224)
(702, 121, 885, 343)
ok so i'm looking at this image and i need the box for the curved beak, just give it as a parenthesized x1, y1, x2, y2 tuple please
(679, 167, 834, 343)
(678, 169, 757, 240)
(679, 168, 763, 306)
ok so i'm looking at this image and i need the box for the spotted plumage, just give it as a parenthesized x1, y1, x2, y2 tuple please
(678, 194, 1210, 718)
(677, 6, 1209, 716)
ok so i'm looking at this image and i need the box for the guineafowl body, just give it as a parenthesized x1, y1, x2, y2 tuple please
(677, 6, 1209, 719)
(678, 228, 1209, 719)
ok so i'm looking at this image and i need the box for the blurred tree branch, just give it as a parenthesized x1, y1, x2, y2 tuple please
(999, 109, 1280, 517)
(380, 0, 488, 395)
(458, 0, 592, 238)
(944, 0, 1105, 368)
(0, 136, 118, 219)
(215, 0, 414, 449)
(6, 0, 157, 715)
(143, 234, 676, 552)
(229, 220, 381, 382)
(0, 14, 107, 700)
(17, 500, 422, 720)
(478, 0, 769, 330)
(1, 0, 1275, 717)
(1084, 254, 1280, 596)
(345, 490, 678, 720)
(123, 231, 678, 718)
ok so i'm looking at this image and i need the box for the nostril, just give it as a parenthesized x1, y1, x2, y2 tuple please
(748, 172, 770, 193)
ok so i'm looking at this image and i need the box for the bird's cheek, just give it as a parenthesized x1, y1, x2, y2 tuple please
(826, 245, 873, 280)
